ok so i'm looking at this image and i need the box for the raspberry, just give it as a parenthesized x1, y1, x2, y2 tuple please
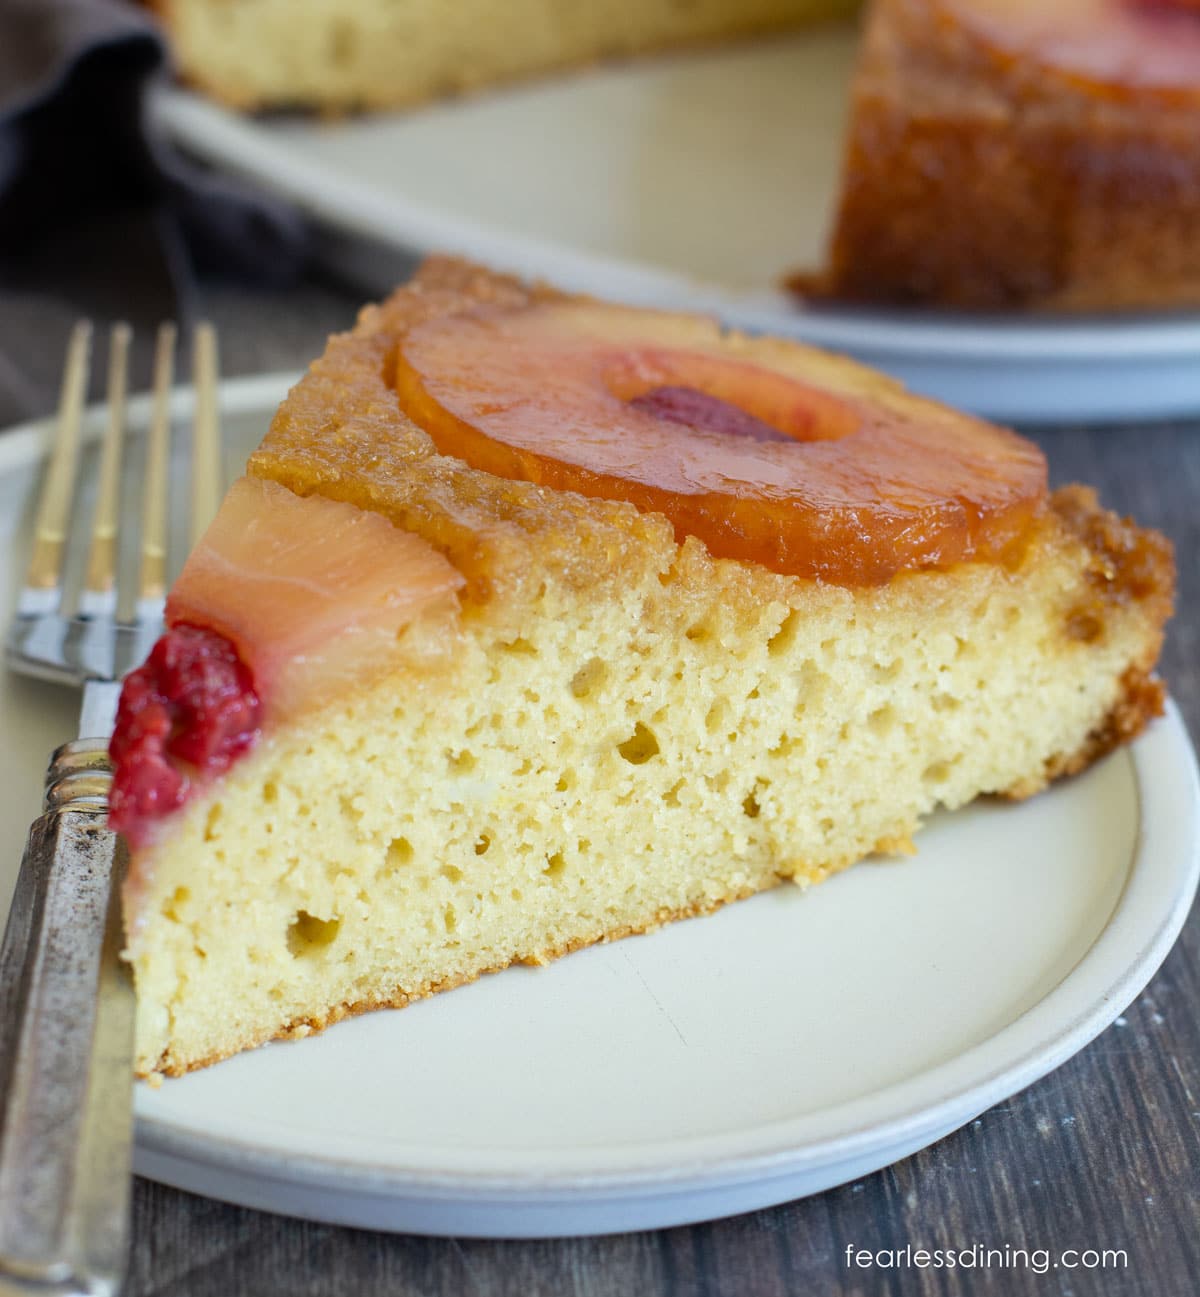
(108, 624, 260, 846)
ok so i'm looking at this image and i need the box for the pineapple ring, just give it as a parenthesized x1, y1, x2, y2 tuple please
(393, 300, 1047, 585)
(947, 0, 1200, 94)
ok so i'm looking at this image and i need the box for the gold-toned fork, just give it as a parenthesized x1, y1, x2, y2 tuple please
(0, 322, 222, 1297)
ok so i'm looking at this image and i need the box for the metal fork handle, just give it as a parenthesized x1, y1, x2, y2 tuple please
(0, 742, 133, 1297)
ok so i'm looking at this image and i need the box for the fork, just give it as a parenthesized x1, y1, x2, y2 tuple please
(0, 321, 222, 1297)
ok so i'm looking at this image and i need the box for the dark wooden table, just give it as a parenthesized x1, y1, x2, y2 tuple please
(1, 265, 1197, 1297)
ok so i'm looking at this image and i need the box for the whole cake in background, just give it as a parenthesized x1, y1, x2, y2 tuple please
(151, 0, 1200, 312)
(802, 0, 1200, 310)
(108, 257, 1174, 1079)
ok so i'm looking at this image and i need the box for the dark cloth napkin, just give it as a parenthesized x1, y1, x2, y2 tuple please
(0, 0, 309, 315)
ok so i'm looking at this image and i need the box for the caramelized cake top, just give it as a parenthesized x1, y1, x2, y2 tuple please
(257, 258, 1047, 590)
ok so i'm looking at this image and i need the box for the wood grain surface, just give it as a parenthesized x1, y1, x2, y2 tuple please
(1, 266, 1196, 1297)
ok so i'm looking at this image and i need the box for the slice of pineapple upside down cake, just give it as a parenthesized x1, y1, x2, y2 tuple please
(108, 258, 1173, 1078)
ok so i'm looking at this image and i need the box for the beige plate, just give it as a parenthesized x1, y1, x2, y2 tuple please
(1, 376, 1197, 1236)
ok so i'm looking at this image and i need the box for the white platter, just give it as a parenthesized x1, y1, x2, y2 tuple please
(151, 31, 1200, 425)
(1, 376, 1197, 1237)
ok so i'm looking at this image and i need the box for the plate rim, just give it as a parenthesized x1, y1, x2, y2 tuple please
(5, 378, 1197, 1216)
(150, 86, 1200, 365)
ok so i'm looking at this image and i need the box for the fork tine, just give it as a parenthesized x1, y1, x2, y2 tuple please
(138, 323, 176, 609)
(190, 322, 221, 548)
(24, 322, 92, 603)
(80, 324, 131, 617)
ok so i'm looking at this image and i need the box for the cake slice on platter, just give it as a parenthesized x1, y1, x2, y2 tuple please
(802, 0, 1200, 310)
(109, 259, 1173, 1078)
(151, 0, 858, 110)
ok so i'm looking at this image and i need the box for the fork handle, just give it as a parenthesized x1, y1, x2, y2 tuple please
(0, 742, 133, 1297)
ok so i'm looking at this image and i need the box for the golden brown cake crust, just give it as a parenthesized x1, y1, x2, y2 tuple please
(801, 0, 1200, 310)
(999, 484, 1174, 797)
